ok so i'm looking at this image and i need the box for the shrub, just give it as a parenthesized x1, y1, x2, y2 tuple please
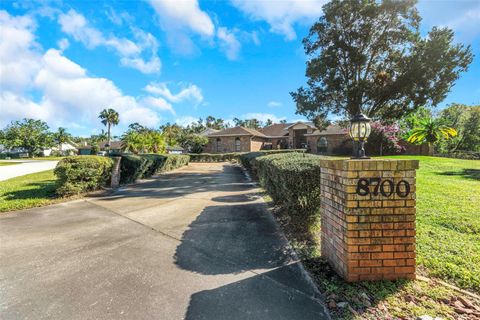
(188, 152, 244, 162)
(239, 149, 306, 177)
(240, 151, 322, 238)
(119, 154, 189, 184)
(54, 156, 114, 196)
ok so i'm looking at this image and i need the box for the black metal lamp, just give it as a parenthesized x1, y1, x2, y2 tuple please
(348, 113, 371, 159)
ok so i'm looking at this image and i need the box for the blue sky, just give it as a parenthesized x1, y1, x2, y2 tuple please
(0, 0, 479, 137)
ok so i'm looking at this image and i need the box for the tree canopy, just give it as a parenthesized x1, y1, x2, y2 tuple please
(1, 119, 54, 156)
(292, 0, 473, 122)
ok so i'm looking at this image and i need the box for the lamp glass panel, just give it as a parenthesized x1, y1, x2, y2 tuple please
(365, 122, 371, 138)
(360, 123, 366, 138)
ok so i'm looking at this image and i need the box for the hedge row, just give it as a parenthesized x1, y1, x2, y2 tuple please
(240, 151, 322, 237)
(239, 149, 306, 177)
(54, 154, 189, 196)
(119, 154, 190, 184)
(189, 149, 306, 163)
(55, 156, 114, 196)
(188, 152, 243, 162)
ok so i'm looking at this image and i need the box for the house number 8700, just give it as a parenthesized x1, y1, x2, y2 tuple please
(356, 178, 410, 197)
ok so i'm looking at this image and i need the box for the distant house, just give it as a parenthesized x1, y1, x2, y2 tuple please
(199, 128, 219, 136)
(202, 121, 349, 155)
(203, 127, 268, 153)
(166, 145, 185, 154)
(43, 142, 78, 156)
(77, 141, 123, 155)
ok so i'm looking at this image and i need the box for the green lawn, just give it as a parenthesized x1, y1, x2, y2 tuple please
(384, 156, 480, 292)
(0, 161, 20, 166)
(0, 170, 58, 213)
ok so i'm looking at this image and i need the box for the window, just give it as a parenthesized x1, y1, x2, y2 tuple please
(235, 137, 241, 152)
(318, 137, 328, 153)
(216, 138, 221, 152)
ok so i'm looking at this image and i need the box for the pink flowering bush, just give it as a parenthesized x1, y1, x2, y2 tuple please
(366, 121, 405, 155)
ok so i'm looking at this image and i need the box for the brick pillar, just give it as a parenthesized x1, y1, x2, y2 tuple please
(110, 156, 121, 188)
(320, 159, 419, 282)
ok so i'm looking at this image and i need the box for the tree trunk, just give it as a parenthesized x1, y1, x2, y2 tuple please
(107, 123, 111, 154)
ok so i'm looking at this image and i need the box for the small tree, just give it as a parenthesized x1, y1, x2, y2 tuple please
(292, 0, 473, 122)
(367, 122, 404, 156)
(54, 127, 71, 154)
(407, 118, 457, 152)
(2, 119, 54, 157)
(99, 108, 119, 154)
(437, 104, 480, 153)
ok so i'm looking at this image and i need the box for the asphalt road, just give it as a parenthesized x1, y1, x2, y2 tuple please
(0, 160, 59, 181)
(0, 162, 329, 320)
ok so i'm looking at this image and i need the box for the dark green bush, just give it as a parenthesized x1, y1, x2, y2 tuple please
(188, 152, 244, 162)
(241, 151, 322, 237)
(54, 156, 114, 196)
(239, 149, 306, 177)
(119, 154, 190, 184)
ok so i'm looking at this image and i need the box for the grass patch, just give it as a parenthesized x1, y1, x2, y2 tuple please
(384, 156, 480, 292)
(264, 155, 480, 319)
(0, 170, 60, 213)
(0, 161, 20, 166)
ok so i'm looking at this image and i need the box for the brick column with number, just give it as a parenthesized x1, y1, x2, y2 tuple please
(320, 159, 419, 282)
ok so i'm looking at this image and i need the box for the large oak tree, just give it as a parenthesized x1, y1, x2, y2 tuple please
(291, 0, 473, 122)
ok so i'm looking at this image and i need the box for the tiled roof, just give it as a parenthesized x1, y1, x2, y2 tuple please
(259, 123, 290, 137)
(207, 126, 266, 137)
(199, 128, 219, 136)
(305, 124, 347, 136)
(98, 141, 123, 149)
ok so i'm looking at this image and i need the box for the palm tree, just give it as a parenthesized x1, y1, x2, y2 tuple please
(99, 108, 119, 154)
(407, 118, 457, 154)
(54, 127, 71, 154)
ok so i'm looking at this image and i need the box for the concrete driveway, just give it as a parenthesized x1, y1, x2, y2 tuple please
(0, 160, 59, 181)
(0, 162, 328, 320)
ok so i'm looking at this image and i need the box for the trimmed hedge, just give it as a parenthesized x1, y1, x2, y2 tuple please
(189, 149, 306, 163)
(188, 152, 244, 162)
(240, 151, 322, 236)
(119, 154, 189, 184)
(239, 149, 306, 177)
(54, 156, 114, 196)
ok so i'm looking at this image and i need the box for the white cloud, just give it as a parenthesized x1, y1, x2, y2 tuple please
(241, 113, 286, 123)
(0, 11, 162, 130)
(0, 10, 41, 93)
(267, 101, 282, 108)
(217, 27, 241, 60)
(147, 0, 214, 55)
(175, 115, 198, 127)
(58, 9, 161, 74)
(230, 0, 326, 40)
(443, 5, 480, 42)
(144, 82, 203, 106)
(141, 96, 175, 115)
(147, 0, 214, 37)
(57, 38, 69, 51)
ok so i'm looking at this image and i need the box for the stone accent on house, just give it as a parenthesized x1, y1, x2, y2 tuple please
(319, 159, 419, 282)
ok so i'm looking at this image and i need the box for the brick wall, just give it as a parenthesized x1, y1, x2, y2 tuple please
(307, 134, 348, 155)
(204, 136, 253, 153)
(320, 159, 419, 282)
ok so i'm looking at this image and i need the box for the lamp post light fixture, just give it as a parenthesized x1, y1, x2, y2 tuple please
(348, 113, 372, 159)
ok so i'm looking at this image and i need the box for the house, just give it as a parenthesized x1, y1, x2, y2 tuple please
(166, 145, 185, 154)
(77, 141, 123, 155)
(203, 127, 268, 153)
(43, 142, 78, 156)
(203, 121, 349, 155)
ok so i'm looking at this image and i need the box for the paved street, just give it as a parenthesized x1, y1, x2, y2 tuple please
(0, 160, 59, 181)
(0, 162, 329, 320)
